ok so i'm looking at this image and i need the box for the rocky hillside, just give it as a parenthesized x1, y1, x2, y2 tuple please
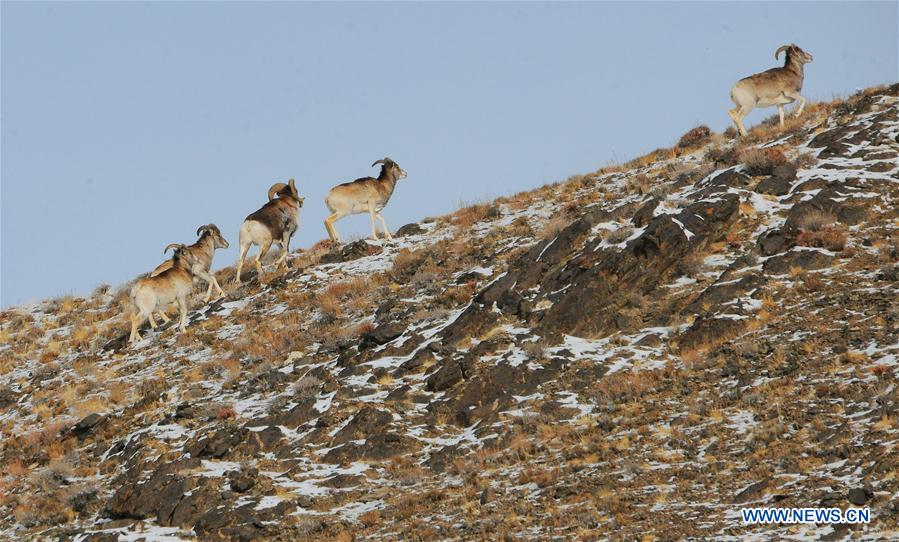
(1, 84, 897, 541)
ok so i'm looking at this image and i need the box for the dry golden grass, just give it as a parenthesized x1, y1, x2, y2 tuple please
(739, 147, 788, 176)
(72, 396, 107, 418)
(452, 201, 500, 229)
(676, 125, 712, 149)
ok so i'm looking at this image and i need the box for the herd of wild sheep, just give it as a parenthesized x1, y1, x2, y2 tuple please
(128, 158, 406, 342)
(128, 44, 812, 344)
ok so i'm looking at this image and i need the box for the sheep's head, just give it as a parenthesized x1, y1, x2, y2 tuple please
(197, 224, 230, 249)
(776, 44, 813, 64)
(163, 243, 191, 267)
(373, 157, 407, 180)
(268, 178, 303, 204)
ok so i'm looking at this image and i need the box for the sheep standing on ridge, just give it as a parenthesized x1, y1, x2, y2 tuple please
(324, 157, 407, 243)
(235, 179, 304, 284)
(728, 43, 813, 136)
(129, 244, 198, 343)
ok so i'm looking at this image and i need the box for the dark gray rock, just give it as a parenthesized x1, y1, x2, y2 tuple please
(771, 163, 798, 181)
(319, 240, 383, 264)
(847, 487, 873, 506)
(763, 250, 834, 274)
(755, 176, 792, 196)
(73, 413, 106, 440)
(395, 223, 425, 237)
(331, 407, 393, 444)
(359, 322, 405, 351)
(758, 229, 789, 256)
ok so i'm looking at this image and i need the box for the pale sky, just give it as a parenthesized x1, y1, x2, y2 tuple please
(2, 1, 896, 307)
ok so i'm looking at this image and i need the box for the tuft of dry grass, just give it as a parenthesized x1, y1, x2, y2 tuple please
(452, 201, 501, 229)
(739, 147, 788, 176)
(794, 210, 836, 231)
(676, 125, 712, 149)
(795, 227, 847, 252)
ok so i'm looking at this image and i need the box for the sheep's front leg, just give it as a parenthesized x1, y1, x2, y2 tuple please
(777, 105, 785, 127)
(194, 268, 222, 302)
(176, 296, 188, 333)
(784, 90, 806, 117)
(795, 95, 807, 117)
(376, 212, 392, 240)
(368, 207, 380, 240)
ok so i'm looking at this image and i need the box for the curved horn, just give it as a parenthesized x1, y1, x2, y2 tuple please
(196, 224, 214, 236)
(164, 243, 184, 254)
(268, 182, 287, 201)
(775, 45, 790, 60)
(371, 158, 387, 167)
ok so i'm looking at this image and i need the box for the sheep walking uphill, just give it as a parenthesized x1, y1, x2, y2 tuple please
(324, 157, 408, 243)
(129, 244, 199, 343)
(235, 178, 304, 284)
(729, 44, 813, 137)
(150, 224, 229, 325)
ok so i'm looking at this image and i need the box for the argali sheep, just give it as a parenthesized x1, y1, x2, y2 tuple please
(129, 244, 198, 343)
(235, 178, 304, 284)
(151, 224, 230, 318)
(324, 157, 407, 243)
(729, 43, 813, 137)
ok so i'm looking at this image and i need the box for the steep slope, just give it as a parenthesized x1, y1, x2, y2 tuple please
(1, 84, 897, 541)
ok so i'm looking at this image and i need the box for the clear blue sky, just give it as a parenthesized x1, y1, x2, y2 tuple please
(2, 1, 896, 307)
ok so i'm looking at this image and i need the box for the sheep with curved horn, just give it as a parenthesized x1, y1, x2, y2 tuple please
(235, 178, 305, 284)
(728, 43, 813, 137)
(324, 157, 407, 243)
(149, 224, 229, 323)
(129, 244, 199, 343)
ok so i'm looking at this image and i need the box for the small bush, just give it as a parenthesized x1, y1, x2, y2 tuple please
(294, 376, 322, 400)
(521, 341, 546, 361)
(604, 225, 634, 244)
(705, 146, 741, 168)
(677, 125, 712, 149)
(796, 227, 847, 251)
(795, 210, 836, 232)
(794, 151, 817, 168)
(540, 215, 570, 240)
(674, 254, 707, 277)
(739, 147, 788, 176)
(626, 174, 650, 195)
(453, 202, 501, 229)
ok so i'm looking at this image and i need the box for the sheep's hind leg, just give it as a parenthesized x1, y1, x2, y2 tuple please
(235, 242, 251, 284)
(176, 296, 188, 333)
(255, 239, 273, 284)
(129, 313, 143, 343)
(324, 213, 343, 243)
(728, 106, 750, 137)
(368, 207, 380, 240)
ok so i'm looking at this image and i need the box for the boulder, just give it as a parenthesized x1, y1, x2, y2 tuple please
(763, 250, 834, 274)
(755, 176, 792, 196)
(318, 240, 382, 264)
(358, 322, 405, 351)
(395, 223, 425, 237)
